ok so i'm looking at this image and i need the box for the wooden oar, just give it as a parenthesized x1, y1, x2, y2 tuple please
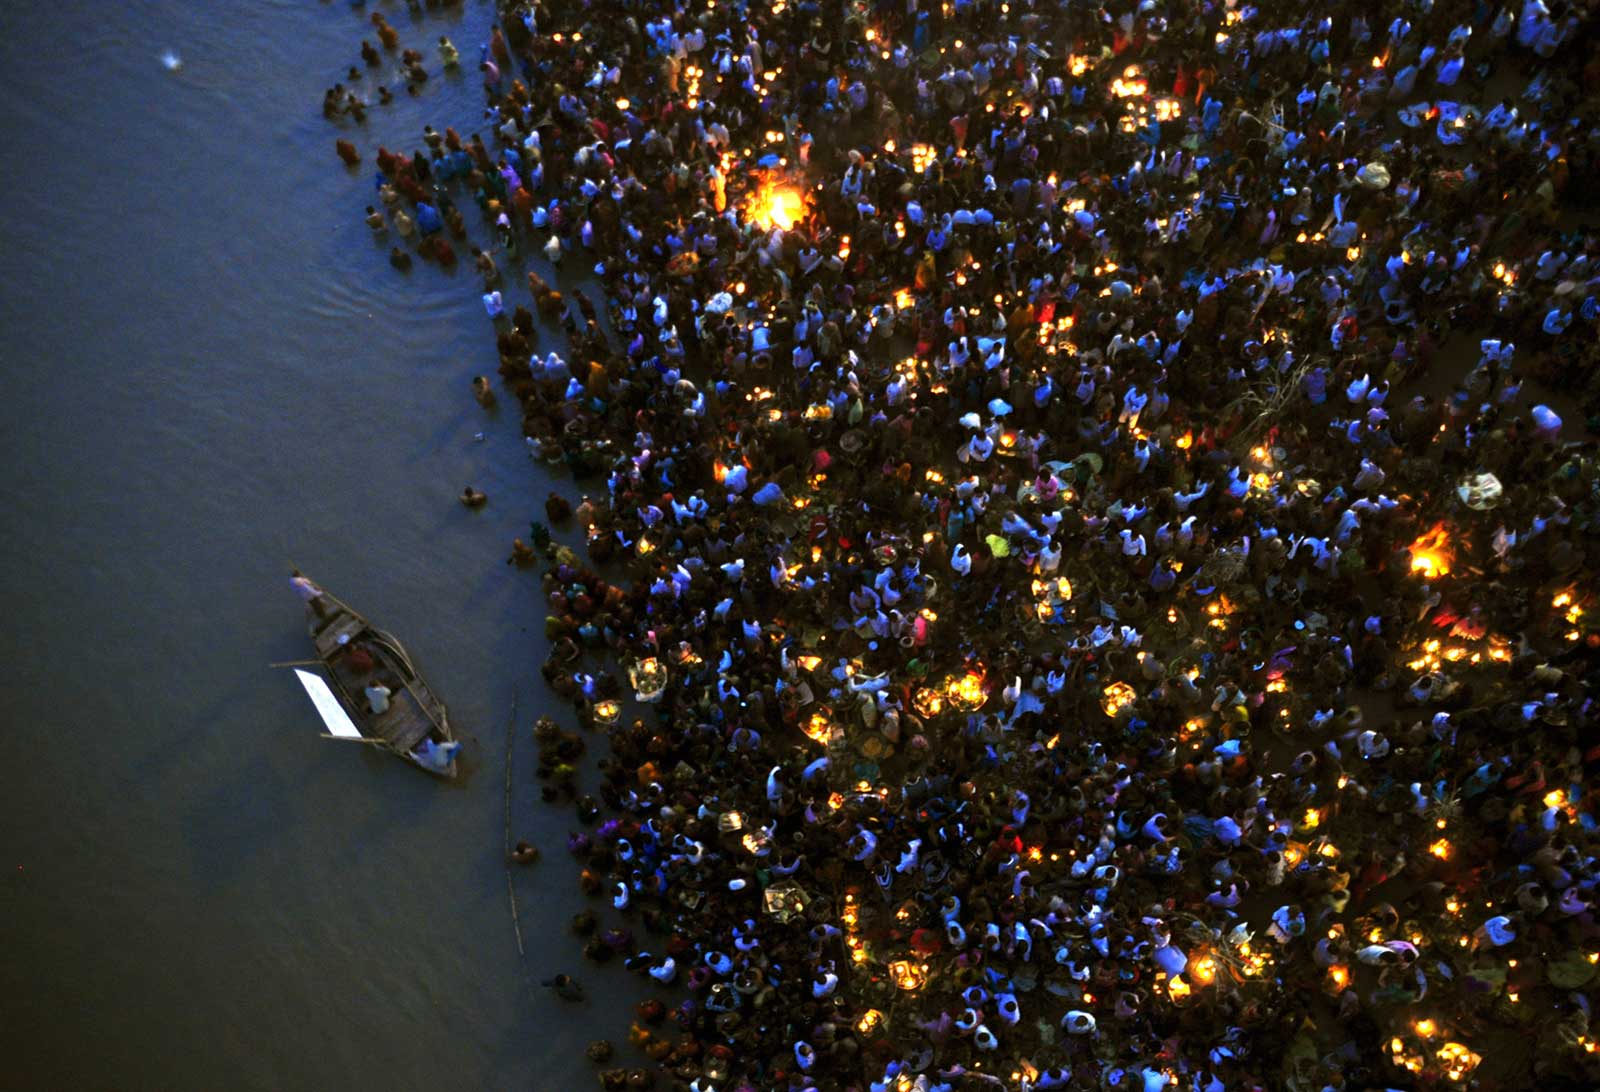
(320, 734, 390, 745)
(270, 659, 324, 668)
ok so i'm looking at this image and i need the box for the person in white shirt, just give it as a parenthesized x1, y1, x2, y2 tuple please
(365, 681, 392, 716)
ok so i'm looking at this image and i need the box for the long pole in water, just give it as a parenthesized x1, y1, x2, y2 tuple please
(502, 688, 525, 958)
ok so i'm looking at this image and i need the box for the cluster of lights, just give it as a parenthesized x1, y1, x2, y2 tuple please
(1035, 314, 1077, 356)
(1110, 65, 1148, 98)
(1204, 594, 1237, 633)
(683, 63, 703, 110)
(1030, 576, 1074, 622)
(1405, 634, 1511, 673)
(628, 657, 668, 701)
(1387, 1036, 1426, 1075)
(842, 893, 868, 964)
(1101, 681, 1137, 717)
(1236, 939, 1273, 978)
(1435, 1041, 1482, 1082)
(1554, 590, 1586, 641)
(888, 959, 927, 990)
(945, 669, 989, 712)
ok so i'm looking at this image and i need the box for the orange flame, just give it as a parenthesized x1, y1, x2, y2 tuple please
(751, 175, 804, 230)
(1409, 522, 1454, 579)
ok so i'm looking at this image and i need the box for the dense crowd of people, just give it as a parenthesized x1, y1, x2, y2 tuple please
(328, 0, 1600, 1088)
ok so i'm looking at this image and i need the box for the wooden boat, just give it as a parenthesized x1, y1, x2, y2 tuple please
(288, 580, 459, 778)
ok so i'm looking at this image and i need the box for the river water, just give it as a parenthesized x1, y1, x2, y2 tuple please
(1, 2, 631, 1088)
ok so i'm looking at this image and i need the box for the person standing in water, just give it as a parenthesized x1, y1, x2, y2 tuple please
(541, 973, 584, 1001)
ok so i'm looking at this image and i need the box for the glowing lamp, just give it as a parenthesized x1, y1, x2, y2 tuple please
(1101, 681, 1136, 717)
(629, 657, 668, 701)
(1436, 1042, 1480, 1082)
(763, 879, 809, 921)
(888, 960, 926, 990)
(947, 671, 988, 712)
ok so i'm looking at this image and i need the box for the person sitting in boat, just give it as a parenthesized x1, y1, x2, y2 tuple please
(364, 680, 392, 715)
(342, 639, 376, 674)
(461, 486, 488, 507)
(411, 737, 461, 773)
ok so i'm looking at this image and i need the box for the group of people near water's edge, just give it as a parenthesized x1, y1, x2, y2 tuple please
(325, 1, 1600, 1089)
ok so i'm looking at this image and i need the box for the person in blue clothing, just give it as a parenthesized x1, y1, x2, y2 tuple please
(331, 0, 1600, 1087)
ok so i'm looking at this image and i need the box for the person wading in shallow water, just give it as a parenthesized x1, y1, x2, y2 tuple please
(541, 973, 584, 1001)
